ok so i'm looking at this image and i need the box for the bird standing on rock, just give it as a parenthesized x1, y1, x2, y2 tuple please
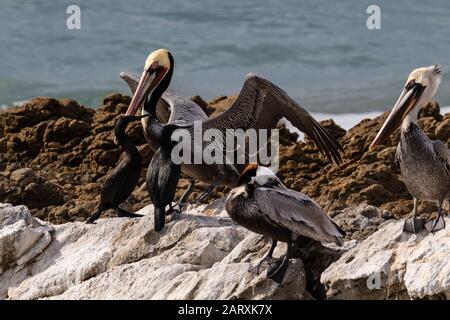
(145, 116, 185, 231)
(225, 164, 344, 283)
(86, 114, 149, 223)
(370, 65, 448, 233)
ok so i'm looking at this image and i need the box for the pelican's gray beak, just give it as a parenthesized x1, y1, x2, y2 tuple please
(369, 82, 425, 150)
(125, 66, 167, 116)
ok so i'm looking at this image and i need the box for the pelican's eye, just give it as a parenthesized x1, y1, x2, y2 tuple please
(405, 79, 416, 91)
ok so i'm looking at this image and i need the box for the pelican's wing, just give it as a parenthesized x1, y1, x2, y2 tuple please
(432, 140, 450, 176)
(203, 74, 343, 164)
(253, 186, 344, 245)
(163, 91, 208, 125)
(119, 71, 140, 93)
(119, 71, 207, 126)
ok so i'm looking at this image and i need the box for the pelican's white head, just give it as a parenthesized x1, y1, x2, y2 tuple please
(236, 163, 280, 187)
(251, 166, 278, 186)
(144, 48, 171, 71)
(370, 65, 442, 149)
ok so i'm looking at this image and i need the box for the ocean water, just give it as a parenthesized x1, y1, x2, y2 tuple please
(1, 0, 450, 115)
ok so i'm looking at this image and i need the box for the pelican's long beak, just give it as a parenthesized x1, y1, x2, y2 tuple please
(125, 67, 167, 116)
(369, 82, 425, 150)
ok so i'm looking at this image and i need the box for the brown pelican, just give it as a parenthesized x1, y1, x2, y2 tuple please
(86, 115, 149, 223)
(225, 163, 344, 283)
(123, 49, 342, 198)
(370, 65, 447, 233)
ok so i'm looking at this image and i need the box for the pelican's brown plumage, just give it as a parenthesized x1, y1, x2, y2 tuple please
(122, 49, 342, 203)
(225, 164, 344, 283)
(370, 65, 448, 233)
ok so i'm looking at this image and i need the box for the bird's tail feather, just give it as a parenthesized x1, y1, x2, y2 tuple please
(154, 208, 165, 231)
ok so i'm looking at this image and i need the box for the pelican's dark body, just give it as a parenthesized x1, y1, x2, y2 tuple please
(396, 122, 450, 202)
(86, 116, 144, 223)
(226, 186, 292, 243)
(225, 166, 344, 283)
(226, 185, 343, 245)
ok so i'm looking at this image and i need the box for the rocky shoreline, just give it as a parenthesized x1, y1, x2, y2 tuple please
(0, 94, 448, 238)
(0, 94, 449, 299)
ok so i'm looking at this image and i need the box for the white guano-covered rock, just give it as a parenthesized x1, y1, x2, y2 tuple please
(1, 202, 309, 300)
(321, 218, 450, 299)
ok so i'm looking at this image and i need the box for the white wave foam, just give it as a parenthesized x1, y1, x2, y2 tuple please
(283, 107, 450, 141)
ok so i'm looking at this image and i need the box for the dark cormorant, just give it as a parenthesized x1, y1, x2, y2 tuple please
(86, 114, 148, 223)
(144, 115, 185, 231)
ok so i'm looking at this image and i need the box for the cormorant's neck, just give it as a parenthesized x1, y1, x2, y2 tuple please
(115, 126, 140, 161)
(145, 53, 174, 117)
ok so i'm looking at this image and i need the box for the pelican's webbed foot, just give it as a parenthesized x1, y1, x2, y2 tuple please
(403, 217, 425, 234)
(266, 241, 291, 284)
(266, 255, 289, 284)
(403, 198, 424, 234)
(424, 213, 446, 233)
(248, 240, 278, 275)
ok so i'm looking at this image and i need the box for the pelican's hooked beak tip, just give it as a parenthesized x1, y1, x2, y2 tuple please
(434, 65, 442, 74)
(368, 143, 376, 151)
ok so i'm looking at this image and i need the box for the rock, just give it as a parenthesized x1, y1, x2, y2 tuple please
(10, 168, 41, 186)
(2, 201, 446, 300)
(1, 202, 311, 300)
(0, 204, 53, 280)
(435, 118, 450, 141)
(43, 117, 91, 144)
(21, 181, 65, 209)
(321, 218, 450, 299)
(330, 204, 384, 241)
(418, 100, 442, 122)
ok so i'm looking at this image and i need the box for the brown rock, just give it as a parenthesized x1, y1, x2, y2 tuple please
(418, 100, 441, 121)
(435, 118, 450, 141)
(10, 168, 42, 185)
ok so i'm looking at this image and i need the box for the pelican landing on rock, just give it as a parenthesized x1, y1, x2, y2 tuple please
(370, 65, 447, 233)
(123, 48, 343, 202)
(86, 115, 148, 224)
(225, 164, 344, 283)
